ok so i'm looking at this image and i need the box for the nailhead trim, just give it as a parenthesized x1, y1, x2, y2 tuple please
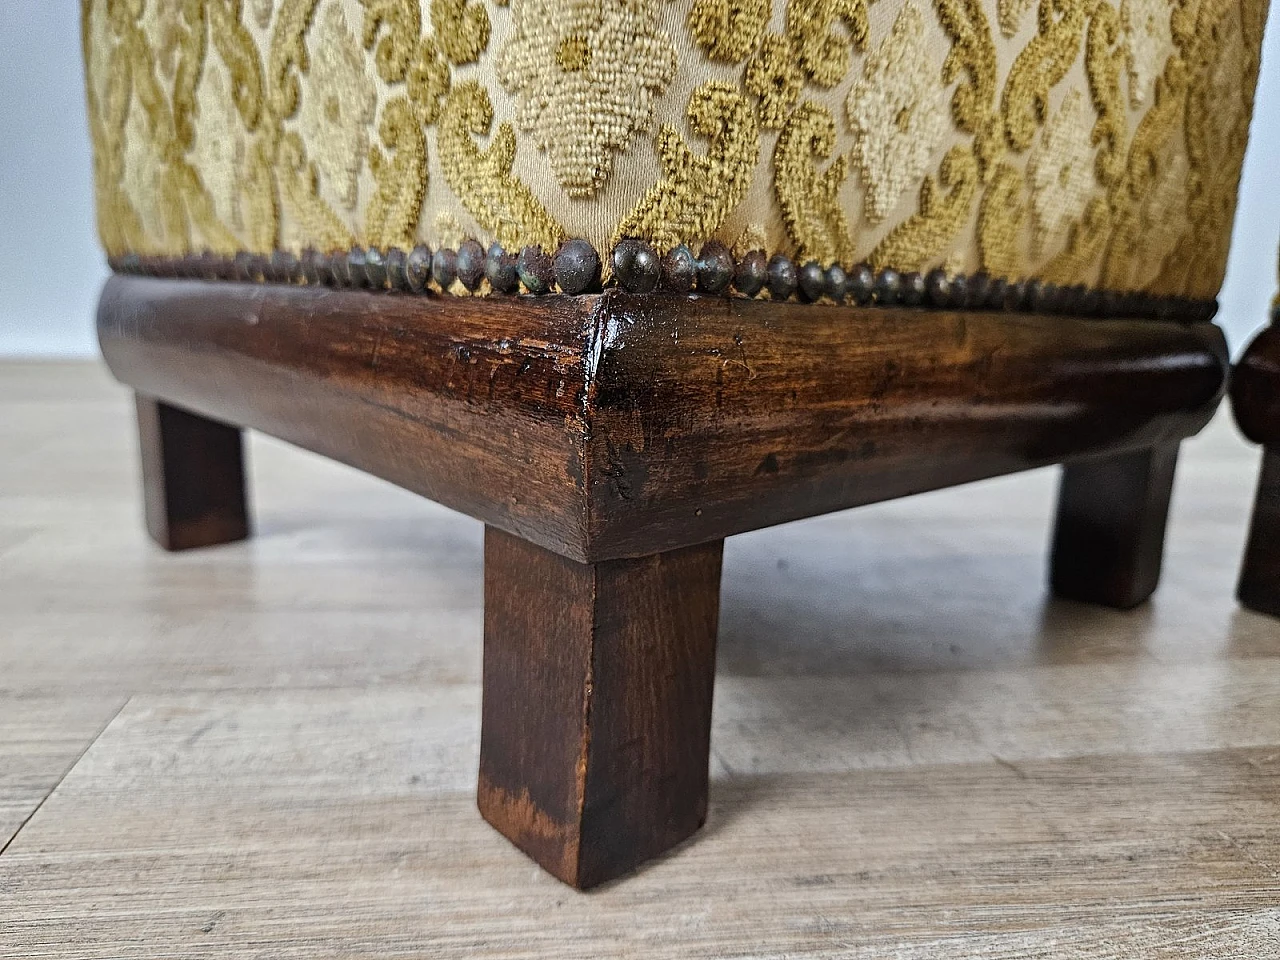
(485, 242, 519, 294)
(663, 245, 697, 293)
(108, 241, 1220, 324)
(697, 242, 734, 296)
(456, 240, 487, 293)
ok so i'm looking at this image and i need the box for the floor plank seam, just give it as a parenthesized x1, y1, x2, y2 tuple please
(0, 696, 132, 859)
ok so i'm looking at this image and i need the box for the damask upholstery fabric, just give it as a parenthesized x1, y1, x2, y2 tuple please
(82, 0, 1266, 299)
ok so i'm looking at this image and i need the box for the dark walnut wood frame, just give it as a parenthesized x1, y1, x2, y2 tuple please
(98, 275, 1228, 888)
(1232, 322, 1280, 617)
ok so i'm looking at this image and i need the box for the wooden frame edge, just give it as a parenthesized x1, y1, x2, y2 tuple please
(98, 276, 1228, 564)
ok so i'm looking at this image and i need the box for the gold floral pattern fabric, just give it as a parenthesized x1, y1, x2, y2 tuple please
(846, 1, 948, 225)
(82, 0, 1267, 299)
(497, 0, 678, 197)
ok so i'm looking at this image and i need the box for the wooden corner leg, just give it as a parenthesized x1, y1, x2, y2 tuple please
(1050, 443, 1179, 610)
(478, 527, 723, 890)
(1239, 449, 1280, 617)
(135, 394, 250, 551)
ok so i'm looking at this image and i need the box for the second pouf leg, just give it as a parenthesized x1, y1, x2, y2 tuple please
(1239, 449, 1280, 617)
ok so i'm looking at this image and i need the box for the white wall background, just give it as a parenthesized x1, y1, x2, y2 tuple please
(0, 6, 108, 356)
(1, 2, 1276, 357)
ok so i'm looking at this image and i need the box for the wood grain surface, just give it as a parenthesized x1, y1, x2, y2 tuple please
(3, 362, 1280, 956)
(98, 278, 1227, 562)
(480, 528, 722, 887)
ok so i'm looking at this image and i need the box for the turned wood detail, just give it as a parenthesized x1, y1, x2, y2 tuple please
(1232, 324, 1280, 617)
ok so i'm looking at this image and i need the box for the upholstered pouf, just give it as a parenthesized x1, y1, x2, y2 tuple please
(83, 0, 1265, 887)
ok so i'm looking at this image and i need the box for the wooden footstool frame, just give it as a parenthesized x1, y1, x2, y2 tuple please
(1233, 321, 1280, 617)
(98, 274, 1228, 888)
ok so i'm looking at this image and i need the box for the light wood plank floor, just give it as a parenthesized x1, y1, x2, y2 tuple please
(2, 360, 1279, 958)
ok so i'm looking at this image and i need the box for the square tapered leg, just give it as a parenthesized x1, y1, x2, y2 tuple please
(136, 394, 250, 551)
(478, 527, 723, 889)
(1050, 444, 1180, 610)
